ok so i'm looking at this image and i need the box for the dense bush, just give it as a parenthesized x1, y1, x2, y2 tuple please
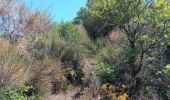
(90, 38, 110, 54)
(31, 22, 91, 61)
(0, 86, 31, 100)
(29, 22, 94, 85)
(97, 46, 124, 65)
(27, 56, 67, 97)
(56, 22, 92, 61)
(96, 62, 116, 83)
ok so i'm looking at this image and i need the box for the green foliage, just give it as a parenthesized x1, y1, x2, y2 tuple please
(30, 22, 94, 85)
(83, 69, 101, 90)
(53, 22, 91, 62)
(57, 22, 82, 43)
(144, 86, 159, 99)
(87, 0, 170, 99)
(0, 86, 31, 100)
(164, 64, 170, 75)
(97, 46, 123, 66)
(94, 38, 109, 50)
(31, 22, 92, 61)
(74, 7, 114, 39)
(89, 38, 110, 56)
(96, 62, 116, 83)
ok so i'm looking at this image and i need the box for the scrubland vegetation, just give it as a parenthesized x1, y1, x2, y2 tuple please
(0, 0, 170, 100)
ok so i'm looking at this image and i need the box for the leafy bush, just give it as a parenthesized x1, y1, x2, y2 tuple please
(96, 46, 123, 66)
(0, 86, 31, 100)
(83, 69, 101, 93)
(56, 22, 91, 61)
(164, 64, 170, 75)
(90, 38, 110, 55)
(57, 22, 82, 43)
(31, 22, 91, 61)
(29, 23, 93, 85)
(96, 62, 116, 83)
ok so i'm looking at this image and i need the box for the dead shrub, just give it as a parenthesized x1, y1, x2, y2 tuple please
(0, 0, 52, 43)
(0, 38, 31, 89)
(28, 58, 67, 97)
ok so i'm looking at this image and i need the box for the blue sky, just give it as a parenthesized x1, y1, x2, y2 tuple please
(24, 0, 87, 22)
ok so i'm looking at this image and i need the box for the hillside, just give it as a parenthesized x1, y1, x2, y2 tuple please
(0, 0, 170, 100)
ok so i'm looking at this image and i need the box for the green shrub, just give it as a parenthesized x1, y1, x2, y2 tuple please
(83, 69, 101, 88)
(31, 22, 91, 61)
(164, 64, 170, 75)
(96, 46, 123, 66)
(96, 62, 116, 83)
(29, 23, 95, 85)
(57, 22, 82, 43)
(90, 38, 110, 55)
(0, 86, 31, 100)
(95, 46, 128, 84)
(56, 22, 92, 60)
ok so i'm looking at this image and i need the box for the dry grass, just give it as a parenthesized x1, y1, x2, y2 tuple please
(0, 37, 67, 97)
(28, 58, 67, 97)
(109, 27, 127, 47)
(0, 38, 31, 89)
